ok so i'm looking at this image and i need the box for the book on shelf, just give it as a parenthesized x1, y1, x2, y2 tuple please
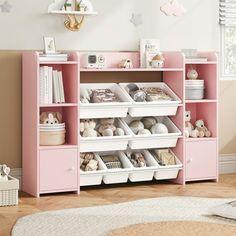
(39, 66, 65, 104)
(140, 39, 160, 68)
(39, 53, 68, 62)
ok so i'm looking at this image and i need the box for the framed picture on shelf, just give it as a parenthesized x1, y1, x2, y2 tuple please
(43, 37, 56, 54)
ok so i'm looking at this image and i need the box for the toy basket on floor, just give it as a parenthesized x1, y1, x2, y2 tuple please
(0, 176, 19, 206)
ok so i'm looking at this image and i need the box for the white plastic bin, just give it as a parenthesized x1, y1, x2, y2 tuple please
(126, 149, 158, 182)
(80, 119, 132, 152)
(122, 116, 182, 149)
(80, 83, 132, 118)
(150, 149, 183, 180)
(98, 151, 133, 184)
(119, 82, 181, 117)
(80, 153, 107, 187)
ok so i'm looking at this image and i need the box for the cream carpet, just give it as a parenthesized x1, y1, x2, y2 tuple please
(12, 197, 236, 236)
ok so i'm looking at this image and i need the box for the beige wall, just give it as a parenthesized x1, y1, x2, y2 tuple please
(0, 52, 235, 168)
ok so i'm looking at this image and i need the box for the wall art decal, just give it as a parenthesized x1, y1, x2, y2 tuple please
(160, 0, 186, 17)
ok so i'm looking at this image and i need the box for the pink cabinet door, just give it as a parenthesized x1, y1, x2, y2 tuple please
(186, 140, 217, 180)
(40, 149, 78, 192)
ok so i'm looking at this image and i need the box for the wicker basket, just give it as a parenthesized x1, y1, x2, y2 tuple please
(0, 176, 19, 206)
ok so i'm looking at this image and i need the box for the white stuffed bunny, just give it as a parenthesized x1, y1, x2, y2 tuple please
(0, 164, 10, 182)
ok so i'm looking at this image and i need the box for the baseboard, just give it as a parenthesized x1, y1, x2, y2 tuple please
(219, 154, 236, 174)
(10, 156, 236, 191)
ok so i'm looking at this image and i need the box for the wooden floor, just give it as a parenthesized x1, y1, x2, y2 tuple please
(1, 174, 236, 236)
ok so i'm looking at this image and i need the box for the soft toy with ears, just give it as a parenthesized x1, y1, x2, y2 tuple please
(195, 120, 211, 138)
(40, 112, 62, 124)
(0, 164, 10, 182)
(185, 111, 199, 138)
(80, 119, 97, 137)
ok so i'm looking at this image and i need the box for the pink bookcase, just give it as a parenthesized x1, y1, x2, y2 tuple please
(22, 51, 218, 197)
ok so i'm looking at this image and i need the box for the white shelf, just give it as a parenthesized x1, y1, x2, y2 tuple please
(50, 10, 97, 15)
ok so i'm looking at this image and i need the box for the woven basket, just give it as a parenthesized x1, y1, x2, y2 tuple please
(0, 176, 19, 206)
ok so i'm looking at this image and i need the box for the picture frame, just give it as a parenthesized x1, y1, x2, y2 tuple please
(43, 37, 56, 54)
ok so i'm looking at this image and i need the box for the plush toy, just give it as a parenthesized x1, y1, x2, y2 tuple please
(151, 53, 165, 68)
(141, 117, 157, 130)
(80, 88, 91, 103)
(195, 120, 211, 138)
(129, 120, 144, 134)
(187, 68, 198, 80)
(0, 164, 10, 182)
(129, 152, 146, 168)
(80, 119, 97, 137)
(119, 59, 133, 69)
(126, 84, 146, 102)
(40, 112, 62, 124)
(151, 123, 168, 134)
(98, 118, 116, 136)
(80, 153, 99, 171)
(185, 111, 199, 138)
(85, 159, 98, 171)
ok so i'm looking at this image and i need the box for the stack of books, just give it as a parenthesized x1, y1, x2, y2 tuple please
(39, 66, 65, 104)
(39, 53, 68, 62)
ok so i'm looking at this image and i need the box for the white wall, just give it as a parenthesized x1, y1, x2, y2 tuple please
(0, 0, 219, 51)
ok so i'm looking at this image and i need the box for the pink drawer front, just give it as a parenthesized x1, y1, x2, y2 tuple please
(40, 149, 78, 192)
(185, 140, 217, 180)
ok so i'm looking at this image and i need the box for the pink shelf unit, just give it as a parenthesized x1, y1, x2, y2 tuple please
(22, 51, 80, 197)
(22, 51, 218, 197)
(184, 52, 218, 182)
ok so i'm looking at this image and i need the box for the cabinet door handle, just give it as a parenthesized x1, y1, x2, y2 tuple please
(68, 167, 75, 171)
(187, 159, 193, 164)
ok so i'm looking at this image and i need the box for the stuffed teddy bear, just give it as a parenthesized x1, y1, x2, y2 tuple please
(187, 68, 198, 80)
(119, 59, 133, 69)
(0, 164, 10, 182)
(185, 111, 199, 138)
(80, 119, 97, 137)
(195, 120, 211, 138)
(98, 118, 117, 136)
(40, 112, 62, 124)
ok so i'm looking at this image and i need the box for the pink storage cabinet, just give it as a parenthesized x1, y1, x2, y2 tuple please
(22, 51, 80, 197)
(22, 51, 218, 196)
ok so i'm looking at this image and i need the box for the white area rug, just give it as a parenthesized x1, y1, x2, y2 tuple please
(12, 197, 236, 236)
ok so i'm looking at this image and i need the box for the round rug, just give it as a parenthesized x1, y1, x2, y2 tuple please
(108, 221, 236, 236)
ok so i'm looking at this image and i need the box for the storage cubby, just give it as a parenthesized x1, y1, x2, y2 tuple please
(40, 106, 78, 146)
(185, 103, 217, 138)
(40, 63, 78, 104)
(185, 64, 217, 100)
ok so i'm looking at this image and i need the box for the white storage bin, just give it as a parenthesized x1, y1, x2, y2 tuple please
(126, 149, 158, 182)
(122, 116, 182, 149)
(119, 82, 181, 117)
(80, 83, 132, 118)
(150, 149, 183, 180)
(98, 151, 132, 184)
(80, 119, 132, 152)
(0, 176, 19, 206)
(80, 153, 107, 187)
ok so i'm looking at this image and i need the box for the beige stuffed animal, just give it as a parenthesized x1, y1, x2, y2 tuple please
(185, 111, 199, 138)
(195, 120, 211, 138)
(80, 119, 97, 137)
(40, 112, 62, 124)
(98, 118, 117, 136)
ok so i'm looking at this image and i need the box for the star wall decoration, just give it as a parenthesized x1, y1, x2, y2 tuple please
(130, 13, 143, 27)
(0, 1, 12, 13)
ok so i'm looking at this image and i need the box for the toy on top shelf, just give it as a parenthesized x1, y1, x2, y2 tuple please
(151, 53, 165, 68)
(118, 59, 133, 69)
